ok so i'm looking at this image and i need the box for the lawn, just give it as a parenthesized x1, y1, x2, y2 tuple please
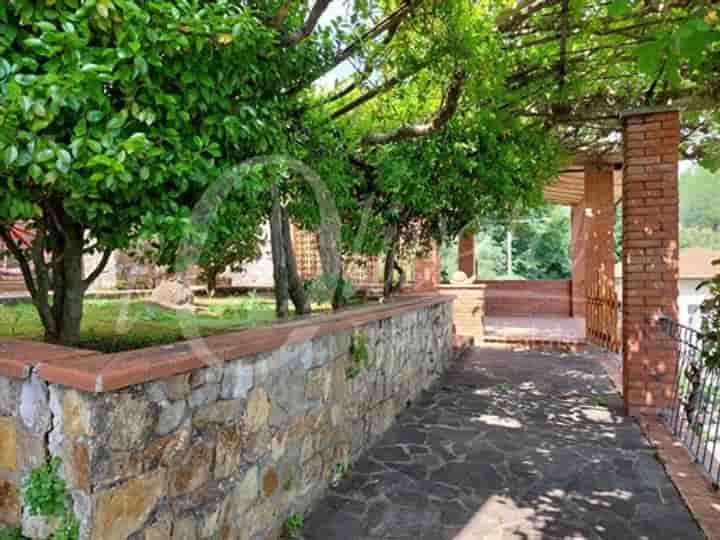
(0, 293, 283, 353)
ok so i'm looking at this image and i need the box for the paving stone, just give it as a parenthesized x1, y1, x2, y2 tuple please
(303, 346, 704, 540)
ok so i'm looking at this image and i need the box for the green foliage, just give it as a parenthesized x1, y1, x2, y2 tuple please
(0, 296, 278, 352)
(680, 166, 720, 231)
(21, 458, 79, 540)
(284, 514, 305, 540)
(680, 227, 720, 251)
(305, 274, 353, 306)
(441, 205, 572, 280)
(51, 514, 79, 540)
(347, 331, 371, 380)
(0, 526, 26, 540)
(23, 458, 66, 518)
(700, 259, 720, 370)
(507, 207, 572, 280)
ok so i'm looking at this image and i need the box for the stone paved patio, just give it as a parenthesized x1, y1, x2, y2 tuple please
(303, 346, 703, 539)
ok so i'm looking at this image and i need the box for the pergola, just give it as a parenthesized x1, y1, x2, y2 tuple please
(415, 109, 681, 416)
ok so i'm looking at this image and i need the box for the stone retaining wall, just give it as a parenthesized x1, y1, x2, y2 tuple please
(0, 296, 454, 540)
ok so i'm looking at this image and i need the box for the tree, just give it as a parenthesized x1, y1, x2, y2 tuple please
(681, 165, 720, 230)
(5, 0, 719, 345)
(198, 205, 265, 297)
(0, 1, 294, 344)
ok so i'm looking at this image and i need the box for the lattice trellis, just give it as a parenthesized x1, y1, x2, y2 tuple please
(587, 270, 621, 353)
(292, 227, 323, 280)
(291, 225, 416, 286)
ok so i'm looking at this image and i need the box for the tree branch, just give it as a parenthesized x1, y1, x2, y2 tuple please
(0, 225, 38, 300)
(279, 0, 333, 47)
(83, 249, 113, 291)
(361, 71, 466, 146)
(497, 0, 563, 32)
(270, 1, 293, 29)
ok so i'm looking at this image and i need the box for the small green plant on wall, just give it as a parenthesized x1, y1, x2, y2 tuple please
(19, 458, 79, 540)
(0, 526, 25, 540)
(284, 513, 305, 539)
(346, 330, 371, 380)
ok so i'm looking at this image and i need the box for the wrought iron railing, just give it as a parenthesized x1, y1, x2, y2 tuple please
(658, 316, 720, 487)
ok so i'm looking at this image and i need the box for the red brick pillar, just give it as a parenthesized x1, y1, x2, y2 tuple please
(570, 203, 586, 317)
(585, 165, 616, 283)
(458, 232, 475, 277)
(411, 243, 440, 292)
(622, 109, 680, 415)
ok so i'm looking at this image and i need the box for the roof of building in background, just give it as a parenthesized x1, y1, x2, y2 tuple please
(616, 247, 720, 279)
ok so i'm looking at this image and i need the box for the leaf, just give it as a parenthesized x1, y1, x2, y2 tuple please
(14, 74, 37, 86)
(635, 41, 662, 75)
(57, 149, 72, 164)
(23, 38, 45, 49)
(87, 110, 105, 123)
(3, 145, 18, 166)
(608, 0, 630, 17)
(107, 109, 128, 130)
(36, 148, 55, 162)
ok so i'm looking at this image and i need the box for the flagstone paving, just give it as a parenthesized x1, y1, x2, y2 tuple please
(303, 346, 703, 539)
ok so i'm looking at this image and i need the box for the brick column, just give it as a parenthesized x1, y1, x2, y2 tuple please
(622, 109, 680, 415)
(411, 243, 440, 292)
(458, 232, 475, 277)
(570, 204, 586, 317)
(585, 165, 616, 282)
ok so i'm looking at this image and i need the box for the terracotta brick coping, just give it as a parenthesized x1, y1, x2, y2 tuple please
(439, 280, 571, 289)
(0, 295, 454, 393)
(639, 416, 720, 539)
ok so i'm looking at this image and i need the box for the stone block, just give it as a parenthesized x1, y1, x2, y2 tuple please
(188, 384, 219, 409)
(193, 399, 244, 427)
(103, 393, 154, 451)
(246, 388, 270, 433)
(215, 422, 247, 479)
(91, 468, 166, 540)
(221, 362, 254, 400)
(305, 367, 331, 403)
(234, 465, 259, 506)
(0, 478, 21, 525)
(155, 400, 187, 436)
(0, 378, 19, 416)
(0, 417, 17, 471)
(145, 513, 172, 540)
(22, 512, 60, 540)
(170, 440, 212, 497)
(166, 374, 191, 401)
(63, 389, 93, 440)
(19, 375, 50, 435)
(171, 515, 198, 540)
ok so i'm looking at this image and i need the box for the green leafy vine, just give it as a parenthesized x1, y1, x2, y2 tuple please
(3, 458, 81, 540)
(346, 331, 371, 380)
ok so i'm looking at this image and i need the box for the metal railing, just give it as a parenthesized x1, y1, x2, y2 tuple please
(659, 316, 720, 487)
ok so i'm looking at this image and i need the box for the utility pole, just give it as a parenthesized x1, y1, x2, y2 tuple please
(506, 229, 513, 275)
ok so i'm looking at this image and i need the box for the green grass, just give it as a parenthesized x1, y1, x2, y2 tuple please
(0, 294, 281, 353)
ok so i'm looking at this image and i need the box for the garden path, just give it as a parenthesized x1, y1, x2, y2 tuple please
(303, 346, 703, 539)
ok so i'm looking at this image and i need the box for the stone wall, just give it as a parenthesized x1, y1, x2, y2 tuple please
(0, 297, 454, 540)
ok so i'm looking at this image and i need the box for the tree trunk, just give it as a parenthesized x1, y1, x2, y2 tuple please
(331, 268, 347, 310)
(206, 269, 218, 297)
(2, 202, 111, 347)
(315, 204, 345, 310)
(281, 206, 311, 315)
(270, 188, 290, 318)
(383, 223, 402, 298)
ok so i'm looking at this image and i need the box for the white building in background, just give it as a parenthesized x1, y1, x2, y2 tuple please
(229, 223, 274, 288)
(616, 247, 719, 330)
